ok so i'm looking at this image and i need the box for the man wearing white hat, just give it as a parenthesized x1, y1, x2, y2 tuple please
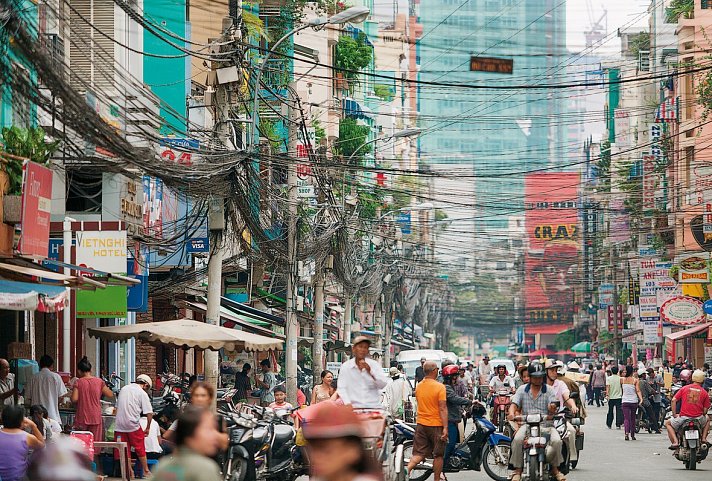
(115, 374, 154, 476)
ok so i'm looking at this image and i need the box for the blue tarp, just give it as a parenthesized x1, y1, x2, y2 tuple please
(0, 279, 66, 297)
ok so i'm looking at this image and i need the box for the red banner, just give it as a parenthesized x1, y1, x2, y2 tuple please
(19, 162, 53, 258)
(524, 172, 580, 325)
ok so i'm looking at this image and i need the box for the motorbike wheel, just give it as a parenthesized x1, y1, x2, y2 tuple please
(482, 441, 511, 481)
(528, 456, 539, 481)
(225, 456, 248, 481)
(401, 441, 432, 481)
(687, 447, 697, 471)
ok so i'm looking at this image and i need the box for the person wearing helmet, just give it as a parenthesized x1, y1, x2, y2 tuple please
(115, 374, 154, 476)
(636, 369, 659, 433)
(665, 369, 711, 450)
(302, 402, 380, 481)
(442, 365, 472, 466)
(679, 368, 693, 385)
(489, 364, 515, 395)
(545, 360, 578, 464)
(508, 362, 565, 481)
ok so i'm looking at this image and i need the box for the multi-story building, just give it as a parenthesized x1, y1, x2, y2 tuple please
(418, 0, 568, 234)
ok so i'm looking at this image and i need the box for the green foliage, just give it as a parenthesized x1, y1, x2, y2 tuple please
(554, 330, 575, 352)
(628, 31, 650, 58)
(0, 126, 58, 195)
(374, 84, 394, 101)
(452, 274, 516, 328)
(435, 209, 448, 222)
(258, 118, 281, 151)
(312, 118, 326, 143)
(357, 189, 383, 220)
(391, 175, 424, 209)
(336, 118, 371, 161)
(697, 69, 712, 120)
(666, 0, 694, 23)
(593, 140, 611, 193)
(335, 34, 373, 82)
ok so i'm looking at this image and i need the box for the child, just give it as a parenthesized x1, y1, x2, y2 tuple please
(268, 386, 294, 411)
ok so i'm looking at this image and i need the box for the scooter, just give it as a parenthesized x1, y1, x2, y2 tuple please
(515, 407, 568, 481)
(673, 417, 709, 470)
(394, 402, 511, 481)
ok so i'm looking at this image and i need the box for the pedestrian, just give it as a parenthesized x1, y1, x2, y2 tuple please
(0, 358, 17, 411)
(585, 364, 595, 405)
(407, 361, 448, 481)
(234, 362, 252, 404)
(0, 404, 45, 481)
(152, 406, 222, 481)
(637, 369, 659, 433)
(256, 358, 277, 407)
(333, 337, 388, 408)
(139, 414, 163, 460)
(382, 367, 411, 418)
(647, 367, 662, 432)
(311, 370, 336, 405)
(590, 364, 606, 407)
(605, 366, 623, 429)
(71, 356, 114, 442)
(24, 354, 67, 424)
(114, 374, 154, 477)
(302, 402, 382, 481)
(415, 357, 426, 385)
(442, 365, 471, 466)
(163, 382, 228, 451)
(621, 365, 643, 441)
(269, 385, 294, 411)
(673, 357, 684, 378)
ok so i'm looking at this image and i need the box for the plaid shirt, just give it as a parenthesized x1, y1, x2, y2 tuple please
(512, 383, 556, 416)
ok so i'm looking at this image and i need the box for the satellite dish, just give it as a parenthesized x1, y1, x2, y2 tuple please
(689, 215, 712, 251)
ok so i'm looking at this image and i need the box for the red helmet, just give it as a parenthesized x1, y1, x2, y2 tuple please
(442, 365, 460, 378)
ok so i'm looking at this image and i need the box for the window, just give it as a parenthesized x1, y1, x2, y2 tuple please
(703, 0, 712, 9)
(66, 170, 103, 213)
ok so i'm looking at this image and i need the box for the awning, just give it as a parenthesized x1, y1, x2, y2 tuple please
(184, 300, 280, 338)
(0, 279, 68, 312)
(525, 324, 571, 335)
(343, 97, 372, 120)
(665, 322, 712, 341)
(222, 295, 285, 326)
(88, 319, 283, 352)
(0, 261, 103, 289)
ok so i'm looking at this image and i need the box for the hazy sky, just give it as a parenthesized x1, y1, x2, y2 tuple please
(372, 0, 652, 59)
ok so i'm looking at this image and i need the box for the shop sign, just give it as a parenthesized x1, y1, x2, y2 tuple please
(19, 161, 53, 258)
(677, 252, 711, 283)
(598, 284, 614, 308)
(127, 258, 148, 313)
(397, 211, 411, 235)
(75, 230, 127, 318)
(660, 296, 705, 326)
(159, 138, 199, 166)
(326, 361, 342, 376)
(642, 154, 657, 214)
(121, 178, 144, 238)
(643, 320, 662, 344)
(607, 305, 623, 331)
(638, 245, 657, 257)
(470, 56, 513, 74)
(705, 346, 712, 364)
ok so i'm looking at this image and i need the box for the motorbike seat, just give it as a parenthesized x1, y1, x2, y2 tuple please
(273, 424, 295, 446)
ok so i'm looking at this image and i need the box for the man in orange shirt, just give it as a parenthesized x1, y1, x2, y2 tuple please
(407, 361, 448, 481)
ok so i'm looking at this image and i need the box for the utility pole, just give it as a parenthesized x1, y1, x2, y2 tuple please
(343, 296, 352, 358)
(285, 82, 299, 406)
(383, 301, 392, 368)
(313, 269, 325, 384)
(374, 299, 383, 365)
(610, 246, 620, 362)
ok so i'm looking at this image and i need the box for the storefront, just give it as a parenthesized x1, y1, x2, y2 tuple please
(664, 322, 712, 366)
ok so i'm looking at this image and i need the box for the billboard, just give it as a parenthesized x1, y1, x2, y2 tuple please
(75, 231, 127, 318)
(524, 173, 580, 324)
(19, 161, 52, 258)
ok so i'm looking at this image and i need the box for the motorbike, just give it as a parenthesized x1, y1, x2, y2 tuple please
(221, 404, 306, 481)
(672, 417, 709, 470)
(101, 372, 122, 397)
(393, 402, 511, 481)
(553, 409, 583, 471)
(492, 388, 513, 436)
(515, 407, 569, 481)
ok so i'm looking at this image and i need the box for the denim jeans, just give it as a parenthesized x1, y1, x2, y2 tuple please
(444, 421, 459, 463)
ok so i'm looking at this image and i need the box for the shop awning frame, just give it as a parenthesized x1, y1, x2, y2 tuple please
(0, 261, 101, 289)
(41, 259, 140, 285)
(665, 322, 712, 341)
(184, 300, 281, 338)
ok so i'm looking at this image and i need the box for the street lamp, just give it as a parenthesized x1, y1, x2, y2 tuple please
(347, 127, 422, 164)
(248, 6, 371, 150)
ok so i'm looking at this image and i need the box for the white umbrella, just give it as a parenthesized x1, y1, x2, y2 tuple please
(87, 319, 282, 352)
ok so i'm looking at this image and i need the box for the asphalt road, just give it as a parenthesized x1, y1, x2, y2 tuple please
(445, 404, 711, 481)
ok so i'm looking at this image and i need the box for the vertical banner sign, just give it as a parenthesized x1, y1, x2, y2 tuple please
(705, 202, 712, 237)
(75, 231, 128, 318)
(524, 173, 580, 325)
(639, 258, 660, 318)
(19, 162, 53, 258)
(628, 263, 640, 305)
(649, 124, 666, 212)
(642, 154, 657, 215)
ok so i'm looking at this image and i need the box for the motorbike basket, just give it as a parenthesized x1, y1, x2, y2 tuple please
(575, 432, 584, 451)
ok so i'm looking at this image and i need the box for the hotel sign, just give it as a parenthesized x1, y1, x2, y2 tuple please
(470, 56, 513, 74)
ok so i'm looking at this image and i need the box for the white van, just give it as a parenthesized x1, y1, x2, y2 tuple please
(396, 349, 443, 379)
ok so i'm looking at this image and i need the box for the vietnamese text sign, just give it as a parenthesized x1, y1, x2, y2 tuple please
(19, 162, 53, 258)
(660, 296, 705, 326)
(677, 252, 710, 283)
(642, 154, 657, 214)
(75, 231, 127, 318)
(599, 284, 614, 308)
(643, 320, 662, 344)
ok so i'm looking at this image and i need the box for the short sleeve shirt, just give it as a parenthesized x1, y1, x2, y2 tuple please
(512, 383, 556, 416)
(415, 378, 446, 427)
(260, 372, 277, 404)
(489, 376, 515, 391)
(674, 384, 711, 418)
(548, 379, 570, 406)
(115, 383, 153, 432)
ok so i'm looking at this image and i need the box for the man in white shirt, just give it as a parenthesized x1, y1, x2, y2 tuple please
(115, 374, 154, 476)
(0, 358, 16, 410)
(335, 336, 388, 408)
(25, 354, 67, 423)
(489, 365, 515, 393)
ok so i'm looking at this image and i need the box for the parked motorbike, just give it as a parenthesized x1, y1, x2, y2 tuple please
(672, 417, 709, 470)
(394, 402, 511, 481)
(101, 372, 122, 397)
